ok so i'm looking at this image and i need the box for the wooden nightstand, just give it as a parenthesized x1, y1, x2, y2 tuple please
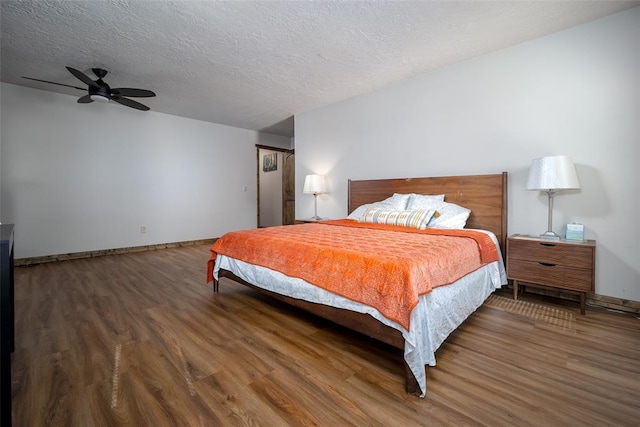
(506, 235, 596, 314)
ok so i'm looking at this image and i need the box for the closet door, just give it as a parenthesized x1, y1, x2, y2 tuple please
(282, 150, 295, 225)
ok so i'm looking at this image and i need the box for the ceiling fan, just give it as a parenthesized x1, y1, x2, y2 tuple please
(22, 67, 156, 111)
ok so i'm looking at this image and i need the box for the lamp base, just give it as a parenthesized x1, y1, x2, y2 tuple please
(539, 231, 561, 241)
(309, 215, 323, 221)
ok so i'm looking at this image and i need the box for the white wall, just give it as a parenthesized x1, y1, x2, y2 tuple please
(0, 83, 2, 220)
(0, 83, 290, 258)
(258, 148, 283, 227)
(295, 7, 640, 301)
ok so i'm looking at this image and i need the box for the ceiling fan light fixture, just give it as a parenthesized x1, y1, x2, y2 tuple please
(90, 94, 110, 102)
(22, 66, 155, 111)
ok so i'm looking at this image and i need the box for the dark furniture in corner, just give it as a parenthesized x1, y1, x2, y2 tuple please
(1, 224, 15, 427)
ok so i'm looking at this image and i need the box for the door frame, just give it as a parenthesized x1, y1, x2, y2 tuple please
(256, 145, 295, 227)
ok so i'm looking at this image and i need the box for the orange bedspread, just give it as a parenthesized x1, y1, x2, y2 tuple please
(207, 219, 499, 330)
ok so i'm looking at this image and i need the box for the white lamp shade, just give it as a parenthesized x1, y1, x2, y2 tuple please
(526, 156, 580, 190)
(303, 174, 327, 194)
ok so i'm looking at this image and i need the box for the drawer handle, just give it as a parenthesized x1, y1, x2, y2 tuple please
(539, 262, 556, 267)
(539, 243, 556, 247)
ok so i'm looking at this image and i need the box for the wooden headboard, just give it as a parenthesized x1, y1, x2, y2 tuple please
(348, 172, 508, 253)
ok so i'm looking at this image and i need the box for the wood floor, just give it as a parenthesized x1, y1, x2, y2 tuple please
(10, 244, 640, 426)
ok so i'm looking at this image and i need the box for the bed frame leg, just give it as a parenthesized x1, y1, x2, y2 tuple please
(405, 362, 421, 395)
(213, 278, 219, 293)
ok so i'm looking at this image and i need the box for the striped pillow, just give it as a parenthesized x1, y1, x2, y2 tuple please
(360, 208, 436, 230)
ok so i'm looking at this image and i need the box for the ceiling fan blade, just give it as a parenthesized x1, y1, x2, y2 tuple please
(66, 66, 99, 88)
(77, 95, 93, 104)
(111, 96, 150, 111)
(110, 88, 156, 98)
(21, 76, 86, 91)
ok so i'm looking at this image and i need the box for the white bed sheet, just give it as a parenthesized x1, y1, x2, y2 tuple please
(213, 231, 507, 397)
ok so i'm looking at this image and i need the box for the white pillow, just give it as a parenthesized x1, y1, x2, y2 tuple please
(347, 193, 412, 220)
(380, 193, 413, 210)
(428, 201, 471, 229)
(406, 194, 446, 210)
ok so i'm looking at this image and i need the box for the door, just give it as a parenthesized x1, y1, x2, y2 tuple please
(282, 150, 295, 225)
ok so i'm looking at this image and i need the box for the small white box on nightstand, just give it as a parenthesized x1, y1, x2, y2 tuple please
(565, 223, 584, 241)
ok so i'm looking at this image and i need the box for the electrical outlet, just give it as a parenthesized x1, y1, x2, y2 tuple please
(140, 226, 147, 233)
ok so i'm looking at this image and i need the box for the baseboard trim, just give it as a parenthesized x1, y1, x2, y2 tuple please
(15, 238, 217, 267)
(511, 283, 640, 315)
(587, 293, 640, 315)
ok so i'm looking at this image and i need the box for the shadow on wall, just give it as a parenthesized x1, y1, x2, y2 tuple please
(569, 164, 610, 217)
(259, 116, 294, 138)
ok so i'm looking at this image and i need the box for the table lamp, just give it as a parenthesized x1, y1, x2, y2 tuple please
(526, 155, 580, 240)
(303, 174, 327, 220)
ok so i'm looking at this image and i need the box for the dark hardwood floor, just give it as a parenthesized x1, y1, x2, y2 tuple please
(10, 244, 640, 426)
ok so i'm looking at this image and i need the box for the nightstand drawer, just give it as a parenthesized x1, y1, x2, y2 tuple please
(508, 239, 593, 268)
(508, 258, 593, 291)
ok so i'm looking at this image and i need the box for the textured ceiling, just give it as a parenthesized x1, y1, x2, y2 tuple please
(1, 1, 638, 136)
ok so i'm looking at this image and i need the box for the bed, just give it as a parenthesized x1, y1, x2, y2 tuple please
(208, 172, 508, 397)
